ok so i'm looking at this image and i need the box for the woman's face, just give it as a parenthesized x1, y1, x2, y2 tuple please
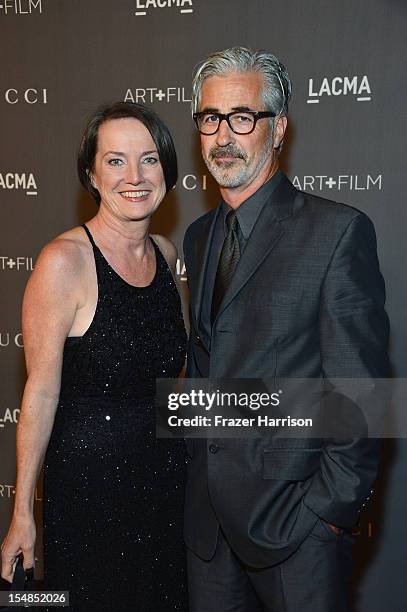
(91, 117, 166, 222)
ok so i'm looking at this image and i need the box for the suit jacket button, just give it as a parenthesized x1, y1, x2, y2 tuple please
(209, 444, 219, 454)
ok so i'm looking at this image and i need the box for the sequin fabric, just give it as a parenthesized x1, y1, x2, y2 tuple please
(42, 225, 188, 611)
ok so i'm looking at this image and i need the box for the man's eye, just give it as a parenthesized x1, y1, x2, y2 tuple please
(203, 114, 219, 124)
(235, 114, 253, 123)
(108, 158, 124, 166)
(142, 157, 159, 165)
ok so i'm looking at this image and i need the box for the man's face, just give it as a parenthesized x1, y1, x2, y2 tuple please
(198, 71, 282, 190)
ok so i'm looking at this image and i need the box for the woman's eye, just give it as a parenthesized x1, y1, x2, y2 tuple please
(142, 157, 159, 165)
(108, 158, 124, 166)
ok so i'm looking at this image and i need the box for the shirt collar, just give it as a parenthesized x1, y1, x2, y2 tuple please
(221, 170, 284, 239)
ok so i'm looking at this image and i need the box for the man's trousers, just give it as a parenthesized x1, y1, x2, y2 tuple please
(187, 519, 355, 612)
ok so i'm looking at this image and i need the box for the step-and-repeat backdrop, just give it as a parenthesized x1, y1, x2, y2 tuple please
(1, 1, 406, 609)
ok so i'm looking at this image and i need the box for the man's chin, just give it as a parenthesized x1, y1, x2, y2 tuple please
(213, 174, 245, 188)
(206, 164, 244, 188)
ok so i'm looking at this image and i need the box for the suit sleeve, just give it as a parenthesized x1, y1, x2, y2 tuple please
(303, 212, 390, 528)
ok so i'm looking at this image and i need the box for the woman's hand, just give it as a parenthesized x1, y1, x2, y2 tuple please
(1, 514, 36, 582)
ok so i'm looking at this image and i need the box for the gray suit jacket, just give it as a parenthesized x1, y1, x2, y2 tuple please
(183, 174, 390, 566)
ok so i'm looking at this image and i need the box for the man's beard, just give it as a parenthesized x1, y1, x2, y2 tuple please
(204, 142, 273, 188)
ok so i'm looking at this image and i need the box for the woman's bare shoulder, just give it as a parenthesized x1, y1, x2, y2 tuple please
(34, 226, 91, 279)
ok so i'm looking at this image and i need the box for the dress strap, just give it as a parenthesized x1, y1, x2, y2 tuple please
(82, 224, 97, 249)
(81, 223, 104, 288)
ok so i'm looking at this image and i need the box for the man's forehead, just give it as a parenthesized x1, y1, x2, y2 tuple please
(200, 71, 264, 108)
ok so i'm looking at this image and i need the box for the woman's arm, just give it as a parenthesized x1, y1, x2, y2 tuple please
(1, 239, 82, 580)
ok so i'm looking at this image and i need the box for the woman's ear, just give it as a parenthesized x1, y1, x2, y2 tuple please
(87, 169, 97, 189)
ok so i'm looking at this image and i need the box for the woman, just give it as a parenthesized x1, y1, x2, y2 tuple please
(1, 102, 188, 610)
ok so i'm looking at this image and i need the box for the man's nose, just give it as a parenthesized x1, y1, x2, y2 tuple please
(215, 118, 235, 146)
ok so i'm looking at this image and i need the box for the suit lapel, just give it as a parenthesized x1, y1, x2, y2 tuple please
(213, 175, 298, 323)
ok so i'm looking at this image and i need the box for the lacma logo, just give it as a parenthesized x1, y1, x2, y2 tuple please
(307, 75, 372, 104)
(0, 0, 42, 14)
(0, 172, 38, 195)
(176, 259, 186, 282)
(0, 408, 20, 429)
(135, 0, 193, 16)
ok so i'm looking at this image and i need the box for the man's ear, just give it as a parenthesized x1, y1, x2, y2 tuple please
(273, 115, 287, 150)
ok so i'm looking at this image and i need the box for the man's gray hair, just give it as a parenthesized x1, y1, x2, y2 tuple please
(191, 46, 292, 116)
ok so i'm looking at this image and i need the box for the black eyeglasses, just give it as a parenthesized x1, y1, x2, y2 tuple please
(193, 110, 276, 135)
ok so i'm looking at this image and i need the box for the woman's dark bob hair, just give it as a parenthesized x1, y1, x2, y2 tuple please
(77, 101, 178, 204)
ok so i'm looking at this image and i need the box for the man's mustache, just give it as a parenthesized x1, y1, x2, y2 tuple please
(209, 145, 247, 161)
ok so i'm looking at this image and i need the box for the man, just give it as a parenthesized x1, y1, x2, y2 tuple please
(183, 47, 389, 611)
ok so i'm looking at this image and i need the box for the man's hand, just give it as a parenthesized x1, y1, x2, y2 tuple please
(326, 522, 342, 535)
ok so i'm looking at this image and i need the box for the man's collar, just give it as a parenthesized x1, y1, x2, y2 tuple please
(220, 170, 284, 239)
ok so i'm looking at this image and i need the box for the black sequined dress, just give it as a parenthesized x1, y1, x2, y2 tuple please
(43, 225, 188, 611)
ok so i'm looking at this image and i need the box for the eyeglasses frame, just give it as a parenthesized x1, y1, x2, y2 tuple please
(193, 110, 277, 135)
